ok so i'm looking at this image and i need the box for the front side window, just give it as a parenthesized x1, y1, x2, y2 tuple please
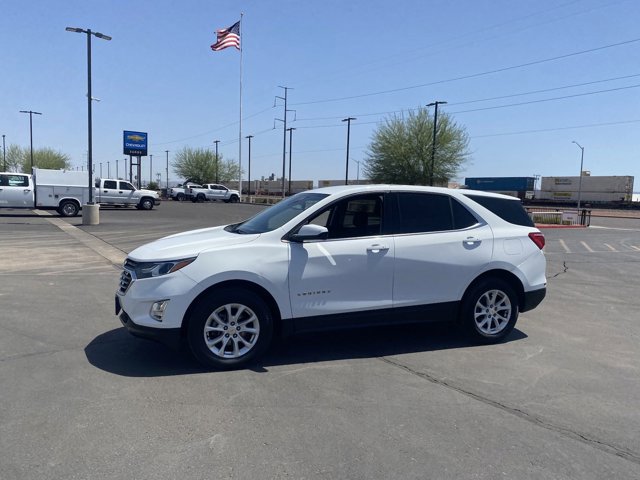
(1, 175, 29, 187)
(119, 182, 135, 191)
(306, 194, 383, 239)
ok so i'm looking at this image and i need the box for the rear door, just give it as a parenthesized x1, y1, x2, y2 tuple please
(389, 192, 494, 308)
(0, 173, 32, 207)
(99, 180, 119, 203)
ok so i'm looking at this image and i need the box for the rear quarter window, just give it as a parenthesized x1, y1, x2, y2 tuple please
(465, 194, 534, 227)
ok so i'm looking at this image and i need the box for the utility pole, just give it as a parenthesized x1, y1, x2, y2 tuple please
(116, 159, 119, 179)
(426, 101, 447, 186)
(246, 135, 253, 202)
(342, 117, 356, 185)
(213, 140, 220, 183)
(149, 154, 153, 185)
(287, 127, 296, 195)
(2, 134, 6, 171)
(275, 86, 294, 198)
(19, 110, 42, 170)
(107, 161, 110, 178)
(165, 150, 169, 195)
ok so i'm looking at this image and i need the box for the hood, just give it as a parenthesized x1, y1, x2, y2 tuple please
(139, 188, 159, 197)
(129, 225, 259, 261)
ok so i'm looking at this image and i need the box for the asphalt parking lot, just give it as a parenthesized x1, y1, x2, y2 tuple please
(1, 202, 639, 479)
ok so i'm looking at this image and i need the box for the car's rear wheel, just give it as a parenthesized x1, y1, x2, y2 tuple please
(58, 200, 80, 217)
(461, 278, 518, 343)
(176, 193, 185, 201)
(187, 289, 273, 369)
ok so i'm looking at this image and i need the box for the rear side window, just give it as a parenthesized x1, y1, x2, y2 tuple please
(393, 194, 479, 233)
(466, 195, 534, 227)
(103, 180, 117, 189)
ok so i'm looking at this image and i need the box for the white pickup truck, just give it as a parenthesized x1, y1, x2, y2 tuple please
(0, 168, 160, 217)
(169, 182, 201, 201)
(189, 183, 240, 203)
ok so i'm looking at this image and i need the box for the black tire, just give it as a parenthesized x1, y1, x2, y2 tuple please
(187, 288, 273, 370)
(196, 193, 206, 203)
(176, 193, 185, 202)
(229, 195, 239, 203)
(58, 200, 80, 217)
(460, 278, 519, 343)
(139, 198, 154, 210)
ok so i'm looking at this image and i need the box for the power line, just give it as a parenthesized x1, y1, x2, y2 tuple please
(471, 119, 640, 138)
(292, 36, 640, 106)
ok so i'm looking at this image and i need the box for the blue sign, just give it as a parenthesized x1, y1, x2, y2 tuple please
(123, 131, 148, 156)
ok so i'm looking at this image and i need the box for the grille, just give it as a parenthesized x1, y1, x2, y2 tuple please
(119, 258, 137, 294)
(119, 269, 133, 294)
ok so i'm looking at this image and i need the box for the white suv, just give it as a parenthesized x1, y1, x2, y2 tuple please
(115, 185, 546, 369)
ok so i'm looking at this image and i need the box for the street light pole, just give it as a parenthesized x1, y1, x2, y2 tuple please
(165, 150, 169, 194)
(353, 159, 361, 183)
(246, 135, 253, 202)
(342, 117, 356, 185)
(149, 154, 153, 185)
(66, 26, 111, 222)
(286, 127, 295, 195)
(572, 141, 585, 210)
(19, 110, 42, 170)
(2, 134, 6, 171)
(213, 140, 220, 183)
(426, 101, 447, 186)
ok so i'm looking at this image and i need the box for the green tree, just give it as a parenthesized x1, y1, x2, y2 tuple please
(364, 107, 469, 186)
(6, 145, 71, 173)
(173, 146, 241, 184)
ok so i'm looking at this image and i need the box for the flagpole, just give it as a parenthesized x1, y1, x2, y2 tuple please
(238, 12, 243, 201)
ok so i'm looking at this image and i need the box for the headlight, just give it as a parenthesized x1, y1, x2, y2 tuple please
(133, 257, 196, 279)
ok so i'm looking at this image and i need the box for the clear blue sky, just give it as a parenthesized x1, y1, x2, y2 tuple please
(1, 0, 639, 189)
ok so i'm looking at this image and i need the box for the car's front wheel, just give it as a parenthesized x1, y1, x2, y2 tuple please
(461, 278, 519, 343)
(187, 289, 273, 369)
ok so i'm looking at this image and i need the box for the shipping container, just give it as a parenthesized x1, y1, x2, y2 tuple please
(537, 190, 632, 203)
(464, 177, 535, 192)
(540, 176, 634, 194)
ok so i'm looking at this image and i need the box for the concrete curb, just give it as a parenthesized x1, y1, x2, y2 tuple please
(33, 210, 127, 266)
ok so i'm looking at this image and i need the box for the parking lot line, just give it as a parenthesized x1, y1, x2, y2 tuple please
(603, 243, 618, 252)
(558, 239, 571, 253)
(580, 241, 594, 252)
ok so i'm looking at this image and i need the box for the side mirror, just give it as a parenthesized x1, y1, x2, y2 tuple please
(290, 224, 329, 243)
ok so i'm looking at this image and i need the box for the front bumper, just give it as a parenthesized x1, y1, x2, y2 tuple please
(117, 296, 181, 349)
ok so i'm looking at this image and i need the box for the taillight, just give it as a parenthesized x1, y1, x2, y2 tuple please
(529, 232, 545, 250)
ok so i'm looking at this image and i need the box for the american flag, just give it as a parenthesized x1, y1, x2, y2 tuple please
(211, 21, 240, 51)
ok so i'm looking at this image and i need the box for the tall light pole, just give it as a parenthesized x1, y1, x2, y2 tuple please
(19, 110, 42, 170)
(342, 117, 356, 185)
(149, 154, 153, 185)
(2, 134, 6, 171)
(572, 141, 585, 210)
(213, 140, 220, 183)
(426, 101, 447, 186)
(353, 158, 361, 183)
(287, 127, 295, 195)
(165, 150, 169, 194)
(66, 26, 111, 216)
(246, 135, 253, 201)
(107, 161, 110, 178)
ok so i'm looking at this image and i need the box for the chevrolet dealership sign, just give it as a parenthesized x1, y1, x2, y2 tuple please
(123, 130, 148, 156)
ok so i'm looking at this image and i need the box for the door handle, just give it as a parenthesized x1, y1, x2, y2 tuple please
(24, 189, 32, 193)
(367, 244, 389, 253)
(104, 190, 108, 193)
(464, 237, 481, 246)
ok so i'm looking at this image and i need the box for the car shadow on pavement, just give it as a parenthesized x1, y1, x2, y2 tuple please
(84, 323, 527, 377)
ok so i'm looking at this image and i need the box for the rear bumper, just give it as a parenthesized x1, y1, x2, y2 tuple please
(521, 287, 546, 313)
(119, 310, 181, 350)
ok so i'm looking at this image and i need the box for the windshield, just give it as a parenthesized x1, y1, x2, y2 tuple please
(229, 192, 328, 234)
